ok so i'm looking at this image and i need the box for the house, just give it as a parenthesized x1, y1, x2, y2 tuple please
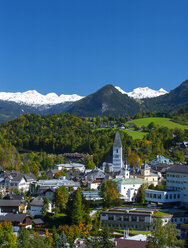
(46, 169, 59, 179)
(137, 162, 159, 187)
(0, 200, 27, 214)
(82, 169, 105, 189)
(29, 196, 52, 217)
(41, 188, 55, 202)
(100, 207, 172, 231)
(0, 172, 36, 193)
(150, 155, 173, 167)
(0, 213, 32, 232)
(54, 163, 85, 172)
(3, 193, 24, 201)
(145, 165, 188, 207)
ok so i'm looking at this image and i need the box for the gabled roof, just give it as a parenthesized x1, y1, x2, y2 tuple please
(11, 175, 26, 183)
(30, 197, 43, 206)
(33, 218, 44, 225)
(3, 194, 24, 201)
(0, 200, 23, 207)
(113, 131, 122, 147)
(115, 239, 146, 248)
(0, 213, 31, 223)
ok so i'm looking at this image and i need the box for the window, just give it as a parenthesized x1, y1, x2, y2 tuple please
(124, 216, 129, 221)
(131, 216, 137, 222)
(117, 216, 122, 221)
(109, 216, 114, 220)
(139, 217, 144, 222)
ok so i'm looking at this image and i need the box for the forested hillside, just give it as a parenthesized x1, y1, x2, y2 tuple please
(0, 113, 188, 170)
(0, 113, 133, 165)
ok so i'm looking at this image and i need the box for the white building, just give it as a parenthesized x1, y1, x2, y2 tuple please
(112, 131, 124, 172)
(55, 163, 85, 172)
(145, 165, 188, 206)
(113, 175, 148, 202)
(29, 197, 52, 217)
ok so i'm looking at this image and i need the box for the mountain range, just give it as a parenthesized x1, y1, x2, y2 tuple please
(0, 86, 167, 107)
(0, 80, 187, 122)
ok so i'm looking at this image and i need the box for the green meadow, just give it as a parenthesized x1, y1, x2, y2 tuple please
(128, 117, 188, 130)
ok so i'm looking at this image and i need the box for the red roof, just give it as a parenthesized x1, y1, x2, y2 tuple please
(115, 239, 146, 248)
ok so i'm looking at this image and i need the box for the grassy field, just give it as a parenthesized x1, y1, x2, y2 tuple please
(95, 128, 147, 140)
(128, 117, 188, 130)
(121, 129, 147, 139)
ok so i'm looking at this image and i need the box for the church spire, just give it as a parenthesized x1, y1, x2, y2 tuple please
(113, 131, 122, 148)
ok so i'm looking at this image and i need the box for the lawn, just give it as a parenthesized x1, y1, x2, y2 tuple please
(128, 117, 188, 130)
(121, 129, 147, 139)
(95, 128, 147, 140)
(129, 230, 151, 235)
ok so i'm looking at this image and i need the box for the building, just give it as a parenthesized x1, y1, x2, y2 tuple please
(150, 155, 173, 167)
(0, 213, 32, 232)
(81, 169, 105, 189)
(114, 238, 146, 248)
(100, 207, 172, 231)
(145, 165, 188, 207)
(54, 163, 85, 172)
(112, 131, 124, 172)
(113, 176, 148, 202)
(0, 200, 27, 214)
(30, 179, 80, 195)
(137, 162, 159, 187)
(29, 196, 52, 217)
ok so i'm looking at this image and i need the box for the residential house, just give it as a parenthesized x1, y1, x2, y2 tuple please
(137, 162, 159, 187)
(46, 169, 59, 179)
(0, 213, 32, 232)
(82, 169, 105, 189)
(29, 196, 52, 217)
(0, 200, 27, 214)
(54, 163, 85, 172)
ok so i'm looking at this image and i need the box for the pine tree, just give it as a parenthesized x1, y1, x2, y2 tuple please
(54, 231, 69, 248)
(71, 189, 83, 225)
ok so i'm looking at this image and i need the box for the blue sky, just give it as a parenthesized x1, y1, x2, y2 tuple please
(0, 0, 187, 95)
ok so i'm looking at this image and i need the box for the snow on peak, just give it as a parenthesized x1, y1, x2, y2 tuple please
(115, 86, 168, 99)
(0, 90, 84, 106)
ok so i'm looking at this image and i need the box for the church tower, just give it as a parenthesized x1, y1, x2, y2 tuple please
(112, 131, 123, 171)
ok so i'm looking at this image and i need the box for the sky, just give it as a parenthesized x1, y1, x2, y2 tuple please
(0, 0, 187, 96)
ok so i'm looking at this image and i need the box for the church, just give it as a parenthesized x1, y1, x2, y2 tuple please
(102, 131, 124, 172)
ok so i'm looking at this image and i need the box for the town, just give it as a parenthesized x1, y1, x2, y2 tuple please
(0, 114, 187, 247)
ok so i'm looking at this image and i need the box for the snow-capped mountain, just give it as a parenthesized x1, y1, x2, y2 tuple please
(0, 90, 84, 107)
(115, 86, 168, 99)
(0, 86, 168, 107)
